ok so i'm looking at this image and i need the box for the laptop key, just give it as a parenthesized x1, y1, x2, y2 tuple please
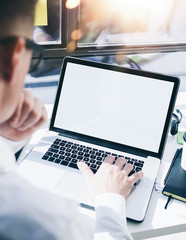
(136, 167, 142, 172)
(72, 146, 77, 149)
(93, 148, 98, 151)
(48, 157, 55, 162)
(69, 163, 78, 169)
(83, 149, 89, 153)
(65, 157, 72, 162)
(128, 160, 133, 164)
(51, 144, 60, 149)
(59, 142, 66, 146)
(59, 151, 65, 155)
(42, 155, 49, 160)
(91, 168, 97, 174)
(97, 157, 103, 161)
(90, 159, 96, 163)
(65, 153, 71, 157)
(72, 150, 78, 154)
(95, 152, 101, 156)
(77, 147, 83, 151)
(90, 164, 97, 169)
(134, 162, 143, 167)
(54, 159, 61, 164)
(45, 152, 53, 156)
(60, 160, 69, 166)
(71, 159, 78, 163)
(138, 160, 144, 164)
(49, 148, 58, 153)
(129, 170, 135, 176)
(66, 149, 71, 153)
(112, 153, 118, 157)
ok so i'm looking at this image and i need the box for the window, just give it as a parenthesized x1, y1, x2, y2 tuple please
(34, 0, 61, 45)
(33, 0, 186, 58)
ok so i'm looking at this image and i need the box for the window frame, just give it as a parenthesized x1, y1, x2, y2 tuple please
(35, 0, 186, 60)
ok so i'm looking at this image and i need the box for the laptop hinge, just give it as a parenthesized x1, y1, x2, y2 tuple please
(58, 132, 80, 141)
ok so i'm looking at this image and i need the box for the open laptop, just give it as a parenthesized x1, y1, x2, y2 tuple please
(18, 57, 180, 222)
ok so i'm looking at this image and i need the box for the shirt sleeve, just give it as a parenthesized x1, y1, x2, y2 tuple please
(0, 136, 26, 154)
(94, 193, 133, 240)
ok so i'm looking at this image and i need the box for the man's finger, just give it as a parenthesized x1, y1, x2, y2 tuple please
(103, 155, 115, 164)
(129, 171, 144, 185)
(19, 106, 47, 131)
(123, 163, 133, 175)
(77, 161, 94, 182)
(15, 91, 34, 127)
(114, 157, 126, 168)
(17, 98, 43, 131)
(9, 93, 24, 126)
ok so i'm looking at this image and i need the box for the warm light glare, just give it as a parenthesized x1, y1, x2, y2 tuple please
(71, 29, 83, 41)
(66, 0, 80, 9)
(81, 0, 176, 37)
(67, 41, 77, 52)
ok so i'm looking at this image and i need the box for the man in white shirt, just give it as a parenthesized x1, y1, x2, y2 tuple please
(0, 1, 143, 239)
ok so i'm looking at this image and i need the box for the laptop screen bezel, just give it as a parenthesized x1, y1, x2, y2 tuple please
(50, 57, 180, 159)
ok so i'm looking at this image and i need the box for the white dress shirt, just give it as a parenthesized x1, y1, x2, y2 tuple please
(0, 137, 133, 240)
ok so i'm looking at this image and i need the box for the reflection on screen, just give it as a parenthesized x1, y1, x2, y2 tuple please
(54, 62, 174, 153)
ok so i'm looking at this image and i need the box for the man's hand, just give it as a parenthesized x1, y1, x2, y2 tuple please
(0, 89, 47, 141)
(78, 156, 143, 199)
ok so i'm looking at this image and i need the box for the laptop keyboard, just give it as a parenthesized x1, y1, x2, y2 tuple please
(41, 139, 144, 175)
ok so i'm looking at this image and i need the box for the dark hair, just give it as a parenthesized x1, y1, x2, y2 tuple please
(0, 0, 37, 32)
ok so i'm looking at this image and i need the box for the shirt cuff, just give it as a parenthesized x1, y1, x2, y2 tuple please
(95, 193, 126, 223)
(0, 136, 26, 154)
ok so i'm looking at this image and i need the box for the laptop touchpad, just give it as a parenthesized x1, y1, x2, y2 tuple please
(56, 171, 94, 205)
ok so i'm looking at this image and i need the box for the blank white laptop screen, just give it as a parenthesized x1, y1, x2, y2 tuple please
(54, 62, 174, 153)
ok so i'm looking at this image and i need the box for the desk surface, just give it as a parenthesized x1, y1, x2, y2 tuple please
(20, 54, 186, 239)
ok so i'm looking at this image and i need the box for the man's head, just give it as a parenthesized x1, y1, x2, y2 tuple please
(0, 0, 37, 123)
(0, 0, 37, 39)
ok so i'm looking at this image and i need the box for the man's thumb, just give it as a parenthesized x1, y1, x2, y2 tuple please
(77, 161, 94, 181)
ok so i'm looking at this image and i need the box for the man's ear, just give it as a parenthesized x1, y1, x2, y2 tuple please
(1, 38, 26, 83)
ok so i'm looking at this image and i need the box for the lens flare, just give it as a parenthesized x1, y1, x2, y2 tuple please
(66, 0, 80, 9)
(67, 41, 77, 52)
(71, 29, 83, 41)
